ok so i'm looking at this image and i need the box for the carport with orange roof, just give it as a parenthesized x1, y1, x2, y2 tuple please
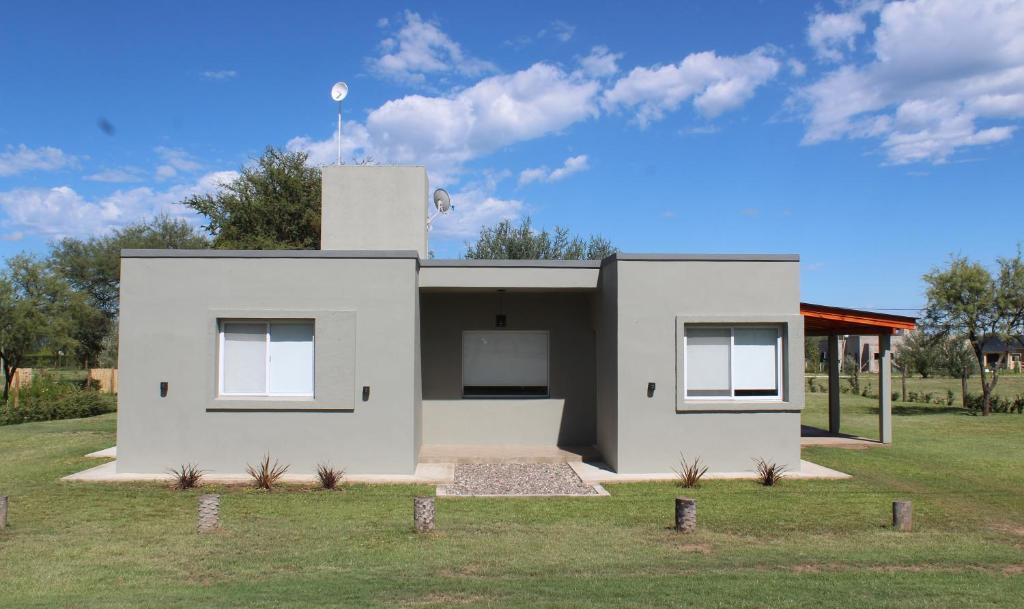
(801, 303, 917, 443)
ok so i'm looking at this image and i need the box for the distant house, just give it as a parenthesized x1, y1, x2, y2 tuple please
(982, 337, 1024, 371)
(812, 333, 908, 374)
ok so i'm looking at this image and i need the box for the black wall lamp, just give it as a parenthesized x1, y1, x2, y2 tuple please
(647, 382, 656, 398)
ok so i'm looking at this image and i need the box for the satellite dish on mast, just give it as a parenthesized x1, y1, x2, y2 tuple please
(330, 82, 349, 102)
(427, 188, 453, 230)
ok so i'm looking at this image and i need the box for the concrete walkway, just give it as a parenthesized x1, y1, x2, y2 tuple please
(570, 459, 851, 483)
(85, 446, 117, 459)
(63, 460, 455, 485)
(64, 455, 848, 485)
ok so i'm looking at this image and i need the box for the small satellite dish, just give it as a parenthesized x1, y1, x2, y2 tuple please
(331, 81, 349, 102)
(433, 188, 452, 214)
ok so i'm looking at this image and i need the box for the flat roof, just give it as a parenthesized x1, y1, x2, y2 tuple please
(121, 249, 419, 259)
(421, 259, 601, 268)
(801, 302, 917, 336)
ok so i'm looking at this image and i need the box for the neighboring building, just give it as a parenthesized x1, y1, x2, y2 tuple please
(812, 333, 908, 374)
(982, 337, 1024, 371)
(118, 165, 811, 476)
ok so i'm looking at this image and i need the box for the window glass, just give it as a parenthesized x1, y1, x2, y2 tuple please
(685, 325, 781, 400)
(268, 322, 315, 395)
(463, 331, 548, 396)
(222, 322, 267, 394)
(733, 328, 779, 396)
(685, 327, 731, 397)
(220, 320, 314, 397)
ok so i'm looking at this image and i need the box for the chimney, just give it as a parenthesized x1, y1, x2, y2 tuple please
(320, 165, 428, 257)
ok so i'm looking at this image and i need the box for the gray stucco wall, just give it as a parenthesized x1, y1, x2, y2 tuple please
(321, 166, 428, 257)
(612, 258, 803, 473)
(117, 254, 420, 474)
(594, 260, 619, 469)
(419, 291, 596, 446)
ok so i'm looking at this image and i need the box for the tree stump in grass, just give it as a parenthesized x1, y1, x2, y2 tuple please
(414, 496, 435, 533)
(0, 496, 7, 529)
(892, 500, 912, 532)
(675, 497, 696, 533)
(197, 494, 221, 533)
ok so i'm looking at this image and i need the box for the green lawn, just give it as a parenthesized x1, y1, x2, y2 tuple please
(1, 401, 1022, 608)
(807, 371, 1024, 402)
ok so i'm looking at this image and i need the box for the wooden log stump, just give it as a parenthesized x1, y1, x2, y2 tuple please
(197, 494, 221, 533)
(675, 497, 696, 533)
(413, 496, 435, 533)
(0, 495, 7, 529)
(892, 500, 912, 532)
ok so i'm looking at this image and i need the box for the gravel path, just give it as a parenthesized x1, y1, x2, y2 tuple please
(442, 463, 598, 496)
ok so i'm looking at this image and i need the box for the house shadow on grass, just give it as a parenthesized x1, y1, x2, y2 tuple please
(869, 405, 967, 416)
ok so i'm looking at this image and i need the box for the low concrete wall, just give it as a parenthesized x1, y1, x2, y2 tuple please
(421, 399, 572, 445)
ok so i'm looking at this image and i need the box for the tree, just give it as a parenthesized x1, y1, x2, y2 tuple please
(0, 256, 79, 400)
(182, 147, 322, 249)
(923, 252, 1024, 415)
(50, 214, 209, 318)
(940, 336, 977, 407)
(895, 329, 943, 378)
(464, 217, 616, 260)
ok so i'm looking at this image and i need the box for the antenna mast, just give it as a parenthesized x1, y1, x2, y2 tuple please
(330, 82, 349, 166)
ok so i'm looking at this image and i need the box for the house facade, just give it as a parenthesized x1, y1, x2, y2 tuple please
(117, 166, 804, 475)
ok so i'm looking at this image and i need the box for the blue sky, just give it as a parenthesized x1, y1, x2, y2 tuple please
(1, 0, 1023, 313)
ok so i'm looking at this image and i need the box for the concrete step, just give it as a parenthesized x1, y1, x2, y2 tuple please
(418, 444, 599, 464)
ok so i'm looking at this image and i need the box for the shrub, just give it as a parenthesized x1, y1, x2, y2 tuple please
(316, 463, 344, 490)
(946, 389, 955, 406)
(247, 454, 289, 490)
(861, 381, 873, 398)
(0, 373, 115, 425)
(892, 391, 900, 403)
(168, 463, 204, 490)
(908, 391, 919, 403)
(923, 392, 935, 404)
(675, 455, 708, 489)
(754, 458, 786, 486)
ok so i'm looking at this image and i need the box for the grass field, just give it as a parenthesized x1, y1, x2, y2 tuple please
(806, 371, 1024, 401)
(1, 396, 1022, 608)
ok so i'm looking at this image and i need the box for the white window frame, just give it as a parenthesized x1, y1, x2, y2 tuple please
(461, 330, 550, 398)
(218, 320, 315, 398)
(682, 325, 783, 401)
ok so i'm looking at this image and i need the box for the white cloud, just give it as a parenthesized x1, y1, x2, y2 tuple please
(0, 144, 79, 177)
(202, 69, 238, 80)
(788, 58, 807, 77)
(547, 20, 575, 43)
(288, 62, 600, 183)
(370, 11, 496, 84)
(578, 46, 622, 78)
(84, 167, 147, 183)
(807, 0, 882, 62)
(0, 170, 237, 239)
(154, 146, 202, 179)
(796, 0, 1024, 164)
(602, 47, 781, 126)
(518, 154, 590, 186)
